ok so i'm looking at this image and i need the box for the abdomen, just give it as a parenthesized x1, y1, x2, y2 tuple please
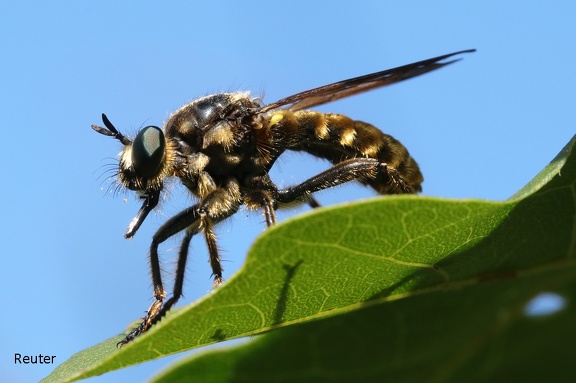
(274, 110, 423, 194)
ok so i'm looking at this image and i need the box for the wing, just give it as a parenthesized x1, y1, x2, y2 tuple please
(260, 49, 475, 113)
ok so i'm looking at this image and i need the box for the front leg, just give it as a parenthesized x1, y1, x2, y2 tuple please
(118, 180, 241, 346)
(118, 204, 203, 346)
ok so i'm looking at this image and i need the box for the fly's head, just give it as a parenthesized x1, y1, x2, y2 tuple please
(92, 113, 171, 238)
(92, 113, 170, 192)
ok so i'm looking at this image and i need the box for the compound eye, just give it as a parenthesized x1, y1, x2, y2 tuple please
(131, 126, 166, 178)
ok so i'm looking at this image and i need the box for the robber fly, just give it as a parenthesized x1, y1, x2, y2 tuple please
(92, 49, 474, 346)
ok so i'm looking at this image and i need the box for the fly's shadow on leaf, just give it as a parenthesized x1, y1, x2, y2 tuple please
(273, 260, 304, 325)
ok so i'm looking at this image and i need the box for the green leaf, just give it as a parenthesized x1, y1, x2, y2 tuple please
(43, 135, 576, 383)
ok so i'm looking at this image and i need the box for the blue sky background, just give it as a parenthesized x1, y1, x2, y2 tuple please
(1, 2, 575, 382)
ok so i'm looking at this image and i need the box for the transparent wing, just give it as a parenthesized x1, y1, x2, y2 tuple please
(260, 49, 475, 113)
